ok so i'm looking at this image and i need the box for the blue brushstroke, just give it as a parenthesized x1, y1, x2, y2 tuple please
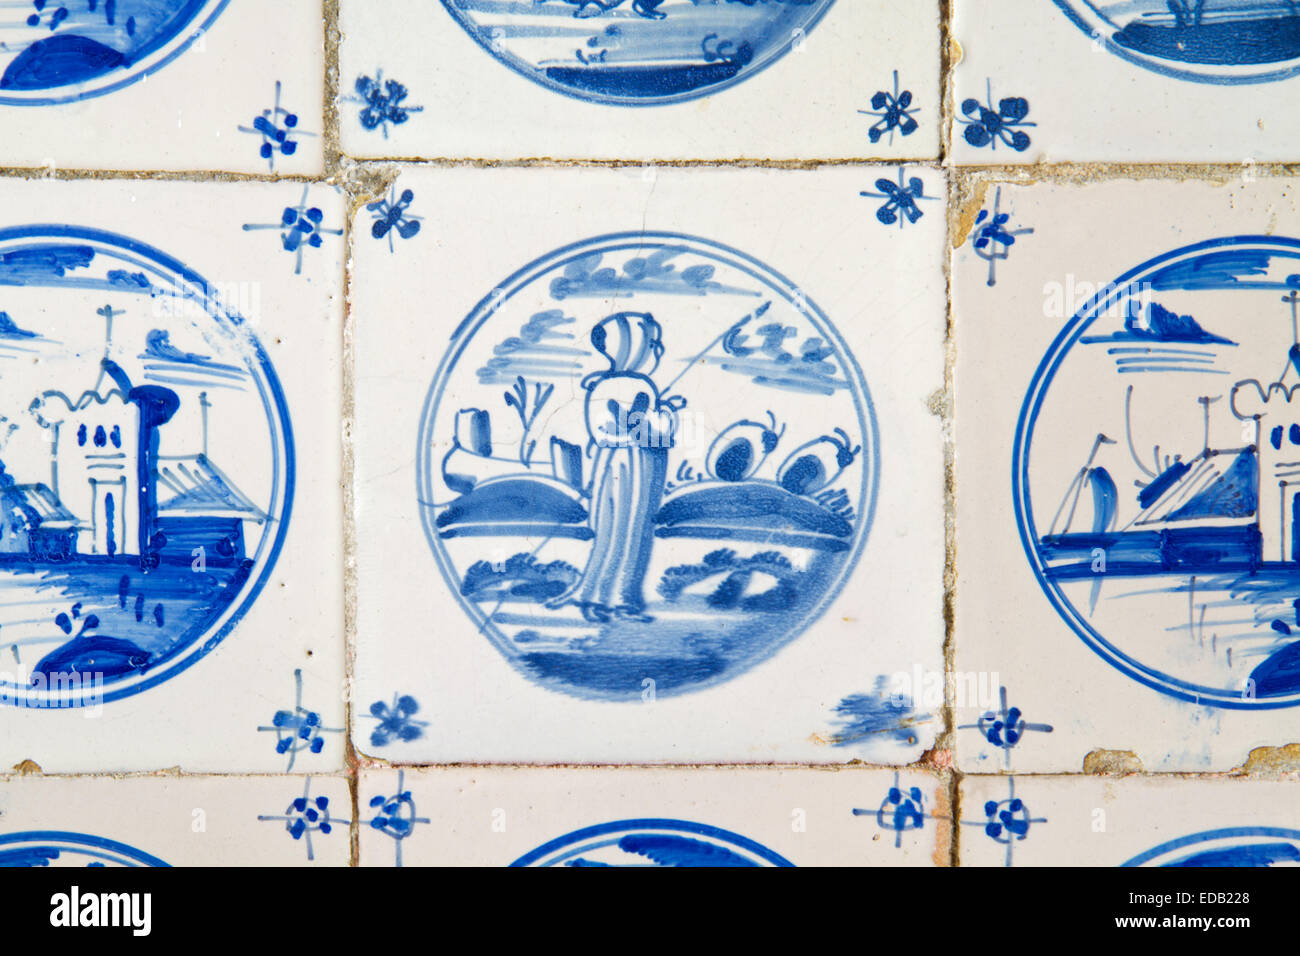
(608, 833, 758, 867)
(440, 0, 836, 107)
(830, 676, 930, 748)
(1082, 301, 1235, 345)
(510, 818, 794, 867)
(1124, 827, 1300, 867)
(0, 831, 168, 867)
(1249, 640, 1300, 696)
(550, 249, 761, 300)
(141, 329, 238, 371)
(2, 35, 124, 91)
(0, 244, 95, 283)
(1166, 448, 1258, 521)
(1148, 249, 1276, 291)
(0, 312, 38, 339)
(1166, 842, 1300, 866)
(0, 846, 61, 867)
(1138, 460, 1190, 509)
(1113, 4, 1300, 67)
(1089, 467, 1118, 532)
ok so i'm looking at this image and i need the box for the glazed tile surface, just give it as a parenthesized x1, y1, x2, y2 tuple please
(958, 775, 1300, 867)
(954, 176, 1300, 773)
(337, 0, 942, 161)
(0, 773, 352, 866)
(0, 177, 346, 774)
(357, 765, 949, 866)
(0, 0, 326, 174)
(350, 163, 946, 765)
(1, 0, 1297, 871)
(950, 0, 1300, 164)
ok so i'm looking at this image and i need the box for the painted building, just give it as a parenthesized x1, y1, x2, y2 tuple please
(34, 360, 178, 558)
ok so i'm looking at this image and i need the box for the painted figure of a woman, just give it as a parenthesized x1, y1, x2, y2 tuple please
(552, 312, 683, 622)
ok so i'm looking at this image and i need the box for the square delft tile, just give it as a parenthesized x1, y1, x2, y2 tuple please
(0, 0, 325, 175)
(949, 0, 1300, 164)
(351, 164, 946, 764)
(337, 0, 941, 161)
(358, 765, 950, 866)
(0, 177, 345, 774)
(959, 774, 1300, 867)
(0, 773, 351, 866)
(953, 174, 1300, 773)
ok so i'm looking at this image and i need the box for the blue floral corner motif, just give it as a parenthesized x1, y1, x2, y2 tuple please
(242, 187, 342, 276)
(367, 188, 422, 253)
(258, 778, 349, 862)
(239, 81, 316, 171)
(859, 70, 919, 145)
(958, 686, 1053, 768)
(958, 80, 1035, 152)
(851, 772, 937, 849)
(861, 167, 938, 229)
(366, 693, 428, 748)
(257, 669, 343, 770)
(959, 778, 1045, 867)
(971, 187, 1034, 287)
(347, 70, 423, 138)
(366, 771, 430, 867)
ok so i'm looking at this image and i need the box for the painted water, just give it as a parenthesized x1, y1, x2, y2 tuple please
(441, 0, 835, 104)
(0, 0, 224, 103)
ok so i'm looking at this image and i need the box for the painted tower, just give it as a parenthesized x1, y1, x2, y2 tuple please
(54, 387, 139, 556)
(27, 305, 179, 558)
(1230, 289, 1300, 563)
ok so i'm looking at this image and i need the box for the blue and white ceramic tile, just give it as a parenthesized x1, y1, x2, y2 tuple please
(950, 0, 1300, 163)
(0, 773, 352, 867)
(350, 164, 946, 764)
(0, 177, 345, 772)
(358, 765, 949, 866)
(0, 0, 325, 174)
(954, 175, 1300, 773)
(337, 0, 941, 161)
(959, 774, 1300, 867)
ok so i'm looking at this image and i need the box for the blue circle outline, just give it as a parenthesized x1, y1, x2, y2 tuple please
(0, 0, 230, 107)
(438, 0, 838, 107)
(1052, 0, 1300, 86)
(1013, 234, 1300, 710)
(0, 830, 171, 867)
(509, 817, 795, 867)
(0, 224, 294, 707)
(1121, 826, 1300, 866)
(417, 230, 880, 701)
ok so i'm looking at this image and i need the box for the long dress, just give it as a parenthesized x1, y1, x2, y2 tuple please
(564, 370, 676, 620)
